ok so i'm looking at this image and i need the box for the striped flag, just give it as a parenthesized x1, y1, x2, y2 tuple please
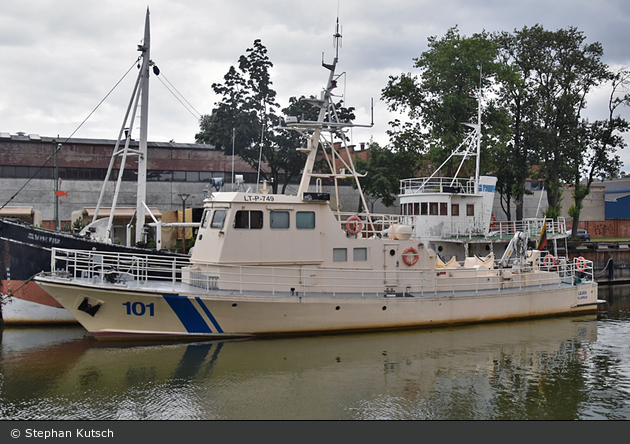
(537, 220, 548, 250)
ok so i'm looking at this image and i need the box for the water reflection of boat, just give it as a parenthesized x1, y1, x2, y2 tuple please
(0, 326, 93, 400)
(0, 316, 599, 420)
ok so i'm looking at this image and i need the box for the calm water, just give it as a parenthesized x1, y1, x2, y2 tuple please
(1, 285, 629, 420)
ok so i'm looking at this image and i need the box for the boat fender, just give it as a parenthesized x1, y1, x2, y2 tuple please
(402, 247, 419, 266)
(576, 256, 587, 272)
(346, 215, 362, 235)
(543, 254, 558, 271)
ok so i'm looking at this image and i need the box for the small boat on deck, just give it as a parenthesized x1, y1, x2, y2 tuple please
(34, 18, 602, 340)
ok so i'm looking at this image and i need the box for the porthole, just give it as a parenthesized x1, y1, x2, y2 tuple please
(382, 306, 387, 311)
(232, 303, 237, 307)
(389, 249, 396, 256)
(335, 306, 340, 311)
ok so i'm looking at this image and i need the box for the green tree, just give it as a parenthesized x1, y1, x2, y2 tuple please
(353, 142, 420, 211)
(382, 26, 498, 176)
(510, 26, 609, 220)
(196, 40, 305, 194)
(493, 25, 621, 227)
(568, 68, 630, 236)
(493, 29, 538, 220)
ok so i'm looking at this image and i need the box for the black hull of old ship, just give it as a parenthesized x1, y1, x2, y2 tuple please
(0, 217, 186, 321)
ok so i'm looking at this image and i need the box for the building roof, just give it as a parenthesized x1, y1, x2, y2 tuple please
(592, 178, 630, 202)
(0, 132, 215, 150)
(0, 206, 35, 216)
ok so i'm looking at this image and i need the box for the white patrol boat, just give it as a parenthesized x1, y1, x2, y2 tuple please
(34, 18, 602, 340)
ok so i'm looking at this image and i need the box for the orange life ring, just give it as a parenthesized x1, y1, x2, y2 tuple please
(576, 348, 587, 362)
(402, 247, 419, 266)
(543, 254, 558, 270)
(346, 215, 363, 235)
(576, 256, 587, 272)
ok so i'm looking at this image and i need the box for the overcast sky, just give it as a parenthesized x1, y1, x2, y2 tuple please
(2, 0, 630, 170)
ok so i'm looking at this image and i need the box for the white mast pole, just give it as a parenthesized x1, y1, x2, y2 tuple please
(475, 67, 482, 187)
(135, 8, 150, 245)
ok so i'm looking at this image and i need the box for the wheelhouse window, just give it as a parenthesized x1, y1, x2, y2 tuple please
(234, 210, 263, 229)
(353, 247, 367, 262)
(440, 202, 448, 215)
(429, 202, 438, 215)
(210, 210, 227, 229)
(296, 211, 315, 229)
(466, 204, 475, 217)
(451, 204, 459, 216)
(333, 248, 347, 262)
(201, 210, 211, 229)
(270, 211, 290, 229)
(421, 202, 428, 215)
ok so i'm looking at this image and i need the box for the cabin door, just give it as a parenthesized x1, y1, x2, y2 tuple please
(383, 243, 400, 288)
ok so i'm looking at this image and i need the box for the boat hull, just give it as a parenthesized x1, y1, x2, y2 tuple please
(0, 218, 185, 324)
(35, 277, 601, 340)
(0, 290, 78, 324)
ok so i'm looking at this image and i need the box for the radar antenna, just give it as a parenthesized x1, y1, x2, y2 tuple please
(285, 13, 374, 224)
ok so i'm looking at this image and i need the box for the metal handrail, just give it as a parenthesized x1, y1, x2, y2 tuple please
(49, 248, 594, 299)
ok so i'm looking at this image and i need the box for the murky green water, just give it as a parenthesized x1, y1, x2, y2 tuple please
(1, 285, 629, 420)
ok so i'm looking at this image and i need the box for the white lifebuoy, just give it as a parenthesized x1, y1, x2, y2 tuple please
(576, 256, 587, 272)
(402, 247, 419, 266)
(346, 215, 363, 235)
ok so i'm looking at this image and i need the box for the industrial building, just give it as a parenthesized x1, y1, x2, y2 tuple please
(0, 132, 263, 246)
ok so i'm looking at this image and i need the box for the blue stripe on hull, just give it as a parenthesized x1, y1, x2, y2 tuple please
(163, 294, 212, 334)
(195, 297, 224, 333)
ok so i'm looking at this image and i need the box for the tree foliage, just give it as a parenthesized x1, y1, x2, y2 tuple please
(195, 39, 305, 194)
(382, 24, 629, 228)
(353, 142, 419, 210)
(382, 27, 498, 176)
(494, 26, 627, 231)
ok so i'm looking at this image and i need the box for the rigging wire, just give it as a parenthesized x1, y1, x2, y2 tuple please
(0, 58, 140, 211)
(154, 70, 202, 121)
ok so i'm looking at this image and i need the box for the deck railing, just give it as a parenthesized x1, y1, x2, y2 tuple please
(399, 177, 477, 195)
(48, 248, 594, 299)
(334, 211, 567, 241)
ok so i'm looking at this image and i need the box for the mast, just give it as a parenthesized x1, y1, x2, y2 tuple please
(295, 18, 342, 198)
(474, 67, 482, 187)
(135, 8, 150, 244)
(91, 8, 151, 245)
(293, 16, 372, 217)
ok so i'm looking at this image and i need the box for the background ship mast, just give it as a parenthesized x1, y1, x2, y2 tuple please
(91, 9, 151, 245)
